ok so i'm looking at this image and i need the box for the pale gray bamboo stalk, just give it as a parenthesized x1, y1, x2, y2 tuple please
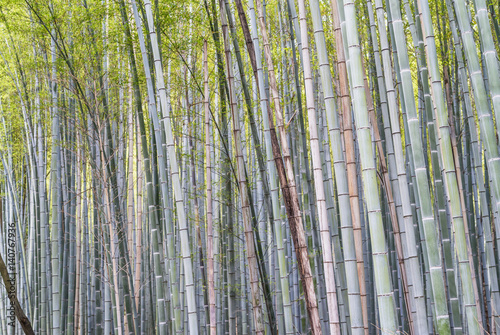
(204, 40, 216, 335)
(143, 1, 199, 333)
(211, 93, 222, 335)
(127, 86, 135, 271)
(49, 27, 61, 335)
(73, 135, 82, 335)
(134, 122, 143, 311)
(37, 92, 48, 335)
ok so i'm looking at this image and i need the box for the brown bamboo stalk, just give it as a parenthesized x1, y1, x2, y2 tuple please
(296, 0, 341, 331)
(219, 3, 264, 333)
(0, 252, 34, 335)
(329, 0, 368, 332)
(252, 0, 321, 333)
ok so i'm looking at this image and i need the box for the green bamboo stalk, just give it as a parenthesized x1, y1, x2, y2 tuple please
(415, 1, 481, 333)
(49, 29, 61, 335)
(341, 0, 398, 332)
(444, 0, 500, 330)
(143, 1, 199, 333)
(450, 0, 500, 331)
(129, 1, 177, 332)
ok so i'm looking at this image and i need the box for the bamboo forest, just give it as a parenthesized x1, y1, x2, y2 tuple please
(4, 0, 500, 333)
